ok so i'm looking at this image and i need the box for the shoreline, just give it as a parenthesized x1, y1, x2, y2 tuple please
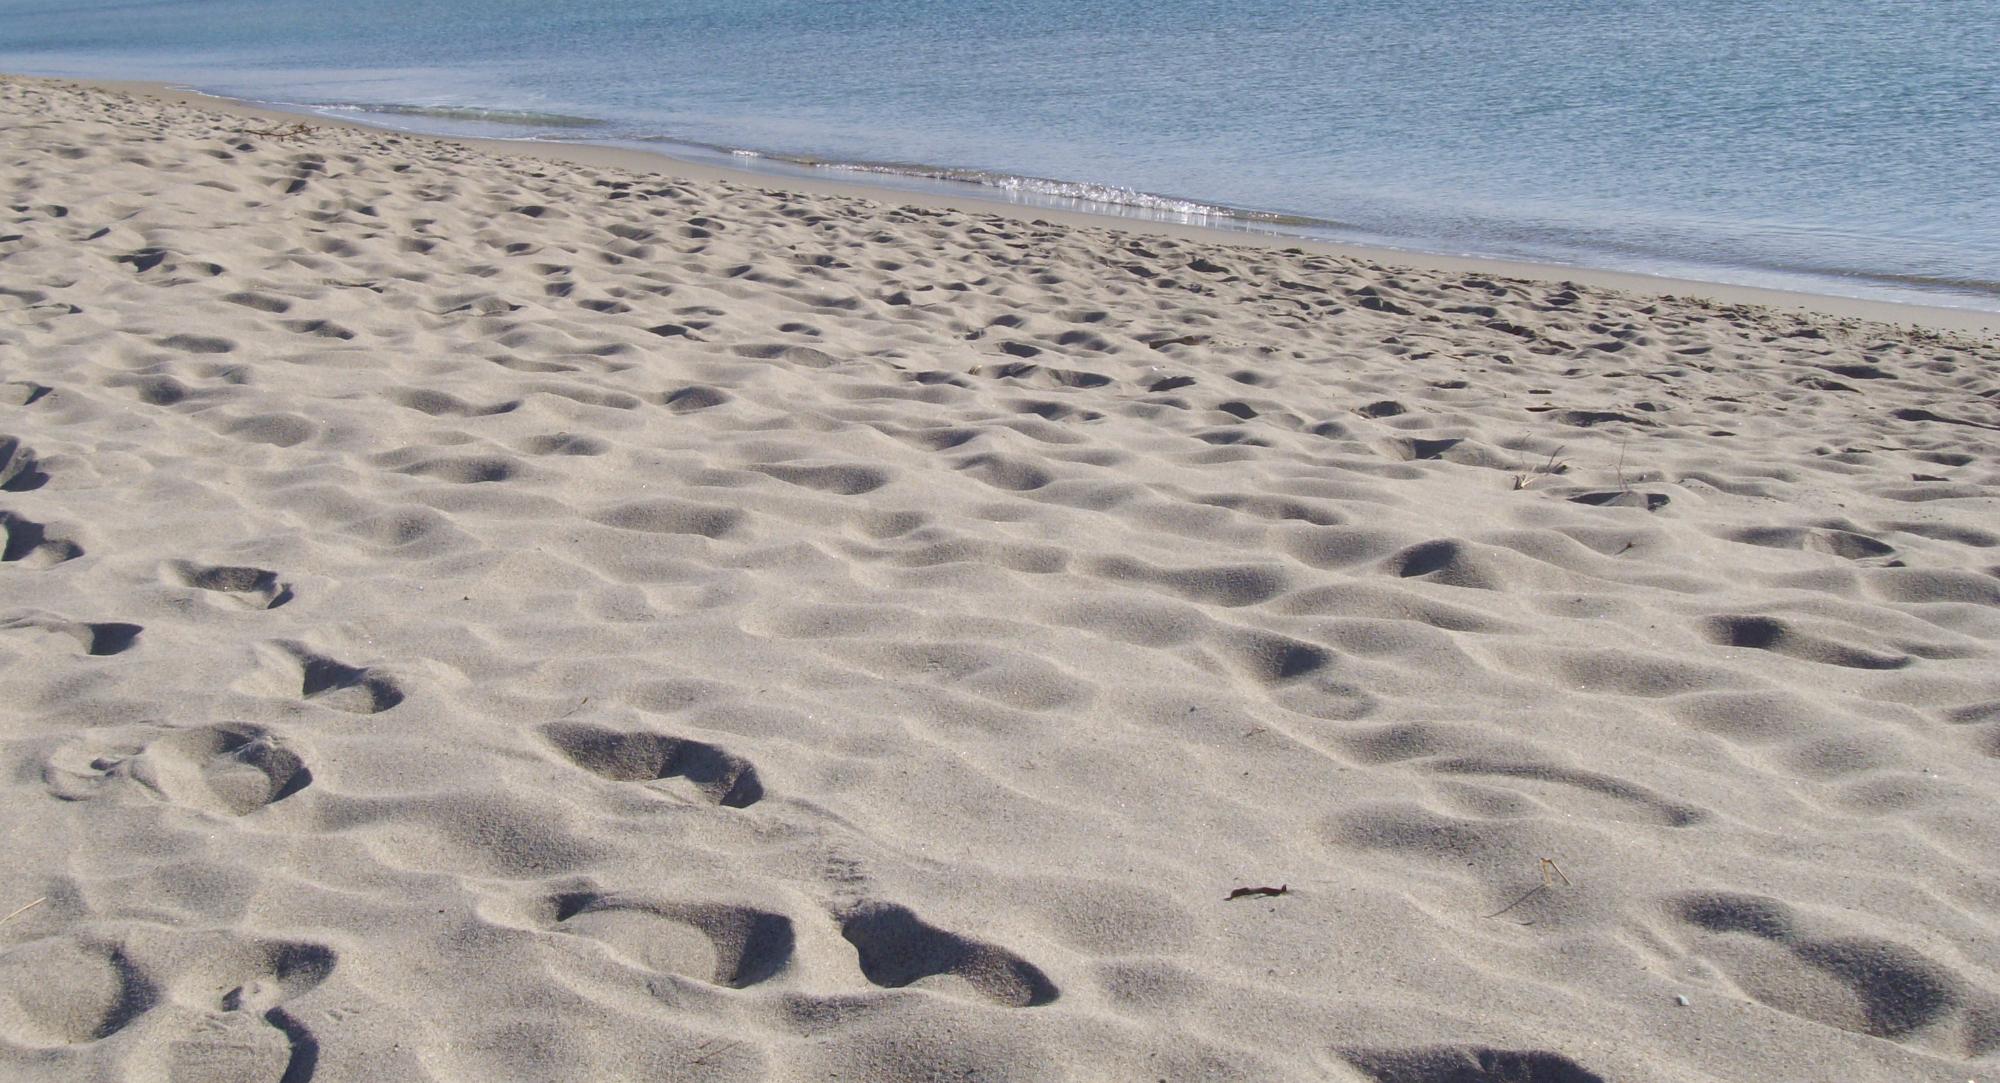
(50, 75, 2000, 337)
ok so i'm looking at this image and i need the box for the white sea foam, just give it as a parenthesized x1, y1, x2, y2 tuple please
(324, 102, 607, 129)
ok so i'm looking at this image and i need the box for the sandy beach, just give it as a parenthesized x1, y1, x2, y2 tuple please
(3, 74, 1999, 1081)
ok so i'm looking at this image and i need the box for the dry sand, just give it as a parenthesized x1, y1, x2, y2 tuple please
(2, 75, 1998, 1082)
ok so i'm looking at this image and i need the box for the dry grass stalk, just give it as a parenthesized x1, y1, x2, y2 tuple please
(0, 896, 46, 926)
(1511, 445, 1570, 490)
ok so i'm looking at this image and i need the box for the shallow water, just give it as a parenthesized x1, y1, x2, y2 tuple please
(4, 0, 1996, 309)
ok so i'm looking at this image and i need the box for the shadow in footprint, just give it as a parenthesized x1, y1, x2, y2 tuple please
(205, 938, 335, 1083)
(1675, 891, 1964, 1041)
(1340, 1046, 1606, 1083)
(1385, 437, 1463, 462)
(590, 499, 743, 538)
(840, 901, 1057, 1007)
(144, 725, 312, 815)
(954, 453, 1052, 492)
(1, 613, 140, 656)
(521, 433, 608, 456)
(551, 892, 794, 987)
(220, 413, 318, 448)
(2, 382, 53, 407)
(46, 722, 311, 815)
(1700, 615, 1910, 670)
(86, 623, 143, 656)
(388, 388, 521, 418)
(1425, 757, 1705, 827)
(1568, 491, 1670, 512)
(165, 561, 293, 609)
(1384, 539, 1499, 590)
(1085, 555, 1290, 607)
(1222, 630, 1334, 684)
(0, 511, 83, 566)
(0, 938, 158, 1048)
(1727, 525, 1898, 563)
(215, 940, 337, 1013)
(0, 435, 49, 491)
(300, 656, 401, 711)
(755, 463, 891, 495)
(262, 1007, 318, 1083)
(391, 455, 518, 484)
(542, 722, 762, 807)
(258, 642, 402, 713)
(662, 385, 731, 413)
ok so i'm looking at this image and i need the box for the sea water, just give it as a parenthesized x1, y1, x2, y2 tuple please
(3, 0, 1995, 310)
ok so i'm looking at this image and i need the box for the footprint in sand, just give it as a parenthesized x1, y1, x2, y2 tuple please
(1338, 721, 1709, 828)
(1421, 756, 1706, 828)
(163, 560, 293, 609)
(0, 929, 334, 1080)
(1699, 614, 1912, 670)
(0, 611, 141, 656)
(1671, 891, 1999, 1053)
(839, 901, 1057, 1008)
(753, 462, 892, 495)
(1724, 524, 1900, 564)
(215, 412, 318, 448)
(659, 384, 730, 413)
(1566, 489, 1670, 512)
(0, 510, 84, 566)
(0, 937, 156, 1049)
(0, 435, 49, 491)
(240, 641, 404, 714)
(171, 935, 335, 1083)
(546, 891, 794, 988)
(45, 722, 311, 816)
(1338, 1045, 1607, 1083)
(387, 387, 520, 418)
(0, 382, 52, 408)
(387, 453, 520, 484)
(541, 721, 763, 807)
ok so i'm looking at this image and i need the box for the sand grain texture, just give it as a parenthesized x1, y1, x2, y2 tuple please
(2, 77, 1999, 1081)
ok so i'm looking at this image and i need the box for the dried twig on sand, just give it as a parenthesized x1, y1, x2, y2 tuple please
(0, 897, 46, 926)
(1483, 858, 1569, 919)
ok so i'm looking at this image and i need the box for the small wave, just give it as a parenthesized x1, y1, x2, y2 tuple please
(839, 162, 1232, 216)
(836, 162, 1344, 231)
(623, 136, 1342, 232)
(317, 103, 608, 129)
(1790, 266, 2000, 301)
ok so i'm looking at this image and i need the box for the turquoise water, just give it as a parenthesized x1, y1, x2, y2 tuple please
(4, 0, 1997, 309)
